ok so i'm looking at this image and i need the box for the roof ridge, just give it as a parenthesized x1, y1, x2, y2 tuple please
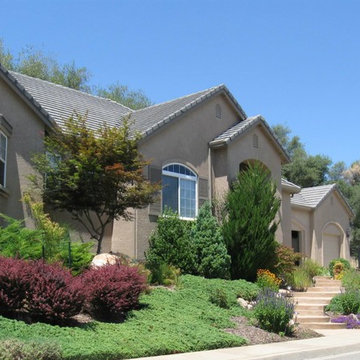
(135, 84, 224, 113)
(9, 70, 134, 112)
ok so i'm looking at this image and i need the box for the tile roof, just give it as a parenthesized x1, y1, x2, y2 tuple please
(291, 184, 336, 208)
(1, 67, 248, 138)
(8, 71, 132, 132)
(281, 178, 301, 193)
(209, 115, 290, 162)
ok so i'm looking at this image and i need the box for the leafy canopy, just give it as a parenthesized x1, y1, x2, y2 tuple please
(31, 113, 159, 253)
(0, 39, 151, 109)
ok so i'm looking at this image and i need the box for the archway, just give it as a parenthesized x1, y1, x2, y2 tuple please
(322, 222, 345, 267)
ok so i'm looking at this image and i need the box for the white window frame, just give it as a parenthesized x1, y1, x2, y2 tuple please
(0, 131, 7, 188)
(162, 163, 198, 220)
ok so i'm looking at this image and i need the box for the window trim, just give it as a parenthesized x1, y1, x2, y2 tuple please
(162, 163, 198, 220)
(0, 130, 7, 189)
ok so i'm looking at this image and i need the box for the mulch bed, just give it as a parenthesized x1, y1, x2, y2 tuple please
(224, 316, 323, 345)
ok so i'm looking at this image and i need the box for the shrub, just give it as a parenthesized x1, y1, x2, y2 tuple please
(81, 262, 146, 319)
(56, 241, 94, 276)
(326, 291, 360, 315)
(286, 267, 312, 291)
(331, 314, 360, 329)
(0, 215, 42, 259)
(209, 288, 231, 309)
(0, 213, 94, 275)
(301, 258, 323, 279)
(0, 339, 62, 360)
(147, 262, 181, 286)
(191, 202, 230, 279)
(254, 288, 294, 335)
(273, 244, 301, 277)
(25, 260, 84, 323)
(342, 268, 360, 291)
(256, 269, 281, 291)
(145, 209, 196, 274)
(223, 163, 280, 281)
(329, 258, 350, 277)
(333, 261, 345, 280)
(0, 257, 29, 313)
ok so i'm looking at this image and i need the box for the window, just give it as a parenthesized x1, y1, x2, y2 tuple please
(0, 131, 7, 187)
(215, 104, 222, 119)
(162, 164, 197, 219)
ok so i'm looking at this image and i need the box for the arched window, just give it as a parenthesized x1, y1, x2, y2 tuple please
(162, 163, 197, 219)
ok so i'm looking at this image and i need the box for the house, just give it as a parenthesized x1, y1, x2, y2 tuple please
(0, 64, 353, 266)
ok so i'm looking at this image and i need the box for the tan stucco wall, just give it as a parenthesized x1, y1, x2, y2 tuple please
(281, 191, 293, 247)
(111, 94, 243, 258)
(291, 192, 351, 265)
(0, 76, 44, 226)
(291, 207, 313, 258)
(313, 193, 351, 265)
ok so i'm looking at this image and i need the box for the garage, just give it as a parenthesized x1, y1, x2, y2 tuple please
(322, 223, 342, 267)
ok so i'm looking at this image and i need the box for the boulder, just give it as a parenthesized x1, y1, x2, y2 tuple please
(91, 253, 119, 268)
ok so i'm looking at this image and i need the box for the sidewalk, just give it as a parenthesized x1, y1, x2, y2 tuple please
(131, 330, 360, 360)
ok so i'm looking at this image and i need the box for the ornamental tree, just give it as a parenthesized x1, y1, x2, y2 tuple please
(31, 113, 159, 253)
(223, 163, 281, 281)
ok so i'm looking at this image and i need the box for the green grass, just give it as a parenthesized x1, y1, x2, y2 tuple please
(0, 275, 259, 359)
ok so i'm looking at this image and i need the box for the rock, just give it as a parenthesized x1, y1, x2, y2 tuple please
(237, 297, 249, 308)
(91, 253, 119, 268)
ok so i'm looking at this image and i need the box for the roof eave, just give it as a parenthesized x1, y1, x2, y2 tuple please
(0, 64, 57, 130)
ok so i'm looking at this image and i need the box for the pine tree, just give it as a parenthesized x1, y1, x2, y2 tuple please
(191, 203, 230, 279)
(223, 163, 281, 281)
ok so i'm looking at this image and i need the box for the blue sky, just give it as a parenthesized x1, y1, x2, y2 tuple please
(1, 0, 359, 166)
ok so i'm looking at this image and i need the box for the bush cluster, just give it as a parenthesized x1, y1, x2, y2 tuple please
(0, 257, 146, 323)
(254, 288, 294, 335)
(146, 204, 230, 281)
(256, 269, 281, 291)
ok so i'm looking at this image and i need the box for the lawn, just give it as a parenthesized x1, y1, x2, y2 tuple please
(0, 275, 259, 360)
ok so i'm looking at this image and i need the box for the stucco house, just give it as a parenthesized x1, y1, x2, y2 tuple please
(0, 64, 353, 266)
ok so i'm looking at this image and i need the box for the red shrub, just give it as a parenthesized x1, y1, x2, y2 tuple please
(25, 260, 84, 322)
(81, 263, 146, 318)
(0, 257, 29, 312)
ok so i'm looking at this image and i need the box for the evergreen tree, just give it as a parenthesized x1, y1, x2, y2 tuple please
(223, 163, 280, 281)
(191, 203, 230, 279)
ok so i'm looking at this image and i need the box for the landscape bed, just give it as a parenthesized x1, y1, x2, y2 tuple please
(0, 275, 258, 360)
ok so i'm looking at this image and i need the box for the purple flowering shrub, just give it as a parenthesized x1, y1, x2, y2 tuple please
(254, 288, 295, 335)
(331, 314, 360, 329)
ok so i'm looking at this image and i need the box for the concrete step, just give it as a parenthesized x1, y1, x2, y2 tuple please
(313, 276, 332, 280)
(314, 280, 341, 285)
(297, 316, 330, 323)
(300, 322, 347, 330)
(306, 287, 341, 293)
(295, 304, 326, 311)
(296, 309, 325, 316)
(293, 292, 335, 298)
(293, 297, 332, 305)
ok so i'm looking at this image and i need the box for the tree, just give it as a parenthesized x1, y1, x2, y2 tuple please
(96, 83, 152, 110)
(222, 163, 281, 281)
(190, 202, 230, 279)
(0, 39, 151, 108)
(272, 124, 332, 187)
(31, 113, 159, 253)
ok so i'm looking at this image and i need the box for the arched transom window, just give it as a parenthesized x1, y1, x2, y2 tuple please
(162, 164, 197, 219)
